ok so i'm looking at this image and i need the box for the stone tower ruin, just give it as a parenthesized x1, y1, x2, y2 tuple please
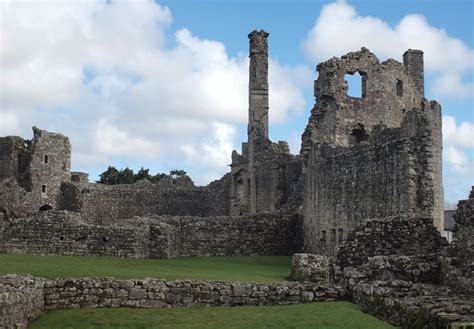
(301, 48, 443, 255)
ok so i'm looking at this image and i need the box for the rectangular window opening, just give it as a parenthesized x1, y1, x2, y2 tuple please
(42, 185, 47, 193)
(44, 155, 49, 164)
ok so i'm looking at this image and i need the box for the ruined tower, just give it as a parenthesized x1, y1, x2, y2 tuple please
(230, 30, 301, 216)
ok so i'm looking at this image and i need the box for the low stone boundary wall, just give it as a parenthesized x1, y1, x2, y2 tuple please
(43, 277, 347, 310)
(0, 275, 45, 329)
(0, 275, 348, 328)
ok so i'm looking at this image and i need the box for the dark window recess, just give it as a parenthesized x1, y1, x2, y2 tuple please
(330, 229, 336, 243)
(321, 230, 327, 243)
(350, 124, 369, 144)
(39, 204, 53, 211)
(396, 80, 403, 96)
(59, 236, 64, 241)
(44, 155, 49, 163)
(338, 229, 344, 244)
(42, 185, 47, 193)
(102, 237, 108, 242)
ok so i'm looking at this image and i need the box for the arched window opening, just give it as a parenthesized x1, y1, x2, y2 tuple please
(396, 79, 403, 96)
(350, 124, 369, 144)
(39, 204, 53, 211)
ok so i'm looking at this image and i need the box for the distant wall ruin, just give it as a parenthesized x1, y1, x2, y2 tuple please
(0, 211, 302, 259)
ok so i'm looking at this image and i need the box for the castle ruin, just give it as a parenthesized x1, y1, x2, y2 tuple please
(1, 30, 472, 328)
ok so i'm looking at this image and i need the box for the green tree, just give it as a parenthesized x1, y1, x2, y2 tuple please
(118, 167, 135, 184)
(135, 167, 151, 182)
(98, 166, 120, 185)
(151, 172, 166, 183)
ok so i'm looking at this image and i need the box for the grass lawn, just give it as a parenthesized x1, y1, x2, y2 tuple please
(0, 254, 291, 282)
(29, 302, 394, 329)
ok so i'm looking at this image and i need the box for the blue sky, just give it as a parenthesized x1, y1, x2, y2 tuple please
(1, 0, 473, 205)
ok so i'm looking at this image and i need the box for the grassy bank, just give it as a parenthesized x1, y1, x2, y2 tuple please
(0, 254, 291, 281)
(29, 302, 394, 329)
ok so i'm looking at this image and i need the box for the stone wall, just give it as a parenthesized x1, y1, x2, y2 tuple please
(0, 275, 348, 328)
(352, 280, 474, 329)
(0, 211, 150, 258)
(441, 187, 474, 293)
(303, 107, 443, 255)
(59, 175, 231, 225)
(42, 277, 348, 310)
(0, 275, 45, 329)
(335, 215, 447, 271)
(0, 211, 302, 259)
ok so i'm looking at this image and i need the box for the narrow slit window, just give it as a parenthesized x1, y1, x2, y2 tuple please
(42, 185, 47, 193)
(44, 155, 49, 163)
(338, 229, 344, 244)
(321, 230, 327, 243)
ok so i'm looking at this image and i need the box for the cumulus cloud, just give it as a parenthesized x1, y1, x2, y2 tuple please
(442, 116, 474, 179)
(302, 0, 474, 98)
(0, 0, 308, 184)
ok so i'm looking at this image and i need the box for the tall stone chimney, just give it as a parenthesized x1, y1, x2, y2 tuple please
(247, 30, 269, 214)
(248, 30, 269, 141)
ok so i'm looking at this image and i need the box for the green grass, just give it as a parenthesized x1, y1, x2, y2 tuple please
(0, 254, 291, 282)
(29, 302, 394, 329)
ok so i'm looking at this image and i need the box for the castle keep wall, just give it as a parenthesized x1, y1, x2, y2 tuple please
(303, 107, 443, 254)
(0, 211, 302, 259)
(301, 48, 443, 255)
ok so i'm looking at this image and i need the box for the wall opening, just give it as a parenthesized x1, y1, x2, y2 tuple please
(396, 79, 403, 96)
(44, 155, 49, 164)
(321, 230, 327, 243)
(41, 185, 47, 193)
(345, 71, 366, 98)
(350, 124, 369, 144)
(330, 229, 336, 246)
(39, 204, 53, 211)
(338, 229, 344, 245)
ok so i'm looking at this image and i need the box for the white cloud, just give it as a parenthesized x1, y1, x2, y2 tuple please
(302, 0, 474, 98)
(0, 0, 308, 185)
(443, 116, 474, 149)
(444, 146, 474, 178)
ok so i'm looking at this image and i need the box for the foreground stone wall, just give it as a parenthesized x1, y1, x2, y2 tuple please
(352, 280, 474, 328)
(0, 211, 302, 259)
(42, 277, 347, 310)
(0, 275, 45, 329)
